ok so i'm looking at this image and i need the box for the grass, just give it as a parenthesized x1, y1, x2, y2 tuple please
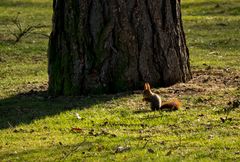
(182, 0, 240, 69)
(0, 0, 240, 161)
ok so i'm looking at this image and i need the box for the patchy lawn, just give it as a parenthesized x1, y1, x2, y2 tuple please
(0, 0, 240, 161)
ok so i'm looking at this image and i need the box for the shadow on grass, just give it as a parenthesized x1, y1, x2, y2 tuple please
(0, 38, 17, 45)
(0, 90, 131, 130)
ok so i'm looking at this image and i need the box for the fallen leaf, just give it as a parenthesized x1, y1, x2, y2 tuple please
(166, 150, 172, 156)
(71, 128, 82, 133)
(159, 141, 165, 145)
(75, 113, 81, 120)
(220, 117, 225, 123)
(89, 129, 94, 135)
(40, 137, 47, 140)
(111, 134, 117, 137)
(148, 148, 155, 153)
(29, 129, 34, 133)
(115, 146, 131, 153)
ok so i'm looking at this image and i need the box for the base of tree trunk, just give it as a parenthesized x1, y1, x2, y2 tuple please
(48, 0, 191, 95)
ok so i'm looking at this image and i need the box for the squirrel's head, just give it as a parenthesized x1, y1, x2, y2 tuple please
(143, 83, 153, 100)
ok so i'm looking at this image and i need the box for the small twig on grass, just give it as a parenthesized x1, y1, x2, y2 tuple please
(7, 13, 47, 43)
(60, 137, 93, 161)
(7, 121, 14, 129)
(31, 32, 50, 38)
(142, 140, 149, 149)
(61, 139, 86, 161)
(219, 99, 240, 123)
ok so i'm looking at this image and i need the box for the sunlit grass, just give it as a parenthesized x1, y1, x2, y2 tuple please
(0, 0, 239, 161)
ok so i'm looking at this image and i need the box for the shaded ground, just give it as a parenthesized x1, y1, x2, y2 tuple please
(1, 67, 239, 130)
(10, 66, 240, 98)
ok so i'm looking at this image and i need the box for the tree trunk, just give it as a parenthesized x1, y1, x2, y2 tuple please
(48, 0, 192, 95)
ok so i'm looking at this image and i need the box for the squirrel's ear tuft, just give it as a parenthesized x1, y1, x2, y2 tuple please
(144, 82, 151, 90)
(147, 83, 151, 90)
(144, 83, 148, 90)
(148, 83, 151, 90)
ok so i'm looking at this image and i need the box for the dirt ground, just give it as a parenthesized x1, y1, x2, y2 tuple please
(157, 67, 240, 110)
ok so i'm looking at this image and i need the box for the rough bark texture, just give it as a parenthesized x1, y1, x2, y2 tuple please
(48, 0, 192, 95)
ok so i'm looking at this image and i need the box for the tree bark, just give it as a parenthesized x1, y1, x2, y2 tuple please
(48, 0, 192, 95)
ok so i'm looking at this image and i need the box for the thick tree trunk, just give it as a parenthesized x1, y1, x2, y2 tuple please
(48, 0, 192, 95)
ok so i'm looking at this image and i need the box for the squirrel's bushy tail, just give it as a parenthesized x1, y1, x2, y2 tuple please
(160, 98, 182, 111)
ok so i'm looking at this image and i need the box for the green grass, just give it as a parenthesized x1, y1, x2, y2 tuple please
(0, 0, 240, 161)
(182, 0, 240, 69)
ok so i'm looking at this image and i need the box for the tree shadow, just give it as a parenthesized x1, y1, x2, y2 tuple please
(0, 90, 131, 130)
(0, 38, 17, 45)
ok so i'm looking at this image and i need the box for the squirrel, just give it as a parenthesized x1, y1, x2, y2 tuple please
(143, 83, 181, 111)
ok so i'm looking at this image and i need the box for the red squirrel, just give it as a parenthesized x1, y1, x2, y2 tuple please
(143, 83, 181, 111)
